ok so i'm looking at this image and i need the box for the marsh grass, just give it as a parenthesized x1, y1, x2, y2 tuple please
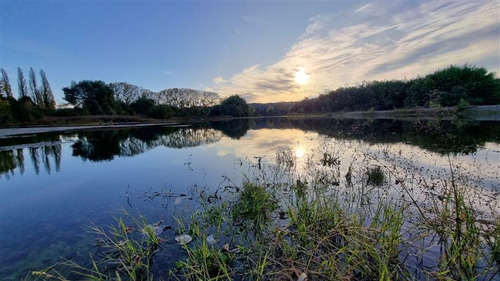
(33, 144, 499, 281)
(174, 237, 234, 281)
(33, 210, 165, 281)
(366, 165, 385, 186)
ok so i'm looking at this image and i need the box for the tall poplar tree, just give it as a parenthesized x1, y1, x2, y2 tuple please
(40, 69, 56, 109)
(17, 67, 28, 98)
(29, 67, 43, 106)
(1, 68, 13, 98)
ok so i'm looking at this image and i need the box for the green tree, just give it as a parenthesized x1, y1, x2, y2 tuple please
(11, 96, 40, 122)
(217, 95, 249, 117)
(17, 67, 28, 98)
(0, 99, 13, 124)
(130, 96, 155, 115)
(63, 80, 116, 115)
(40, 70, 56, 109)
(147, 104, 174, 119)
(1, 68, 13, 98)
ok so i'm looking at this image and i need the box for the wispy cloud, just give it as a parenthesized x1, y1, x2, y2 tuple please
(213, 0, 499, 103)
(355, 3, 373, 13)
(242, 15, 263, 25)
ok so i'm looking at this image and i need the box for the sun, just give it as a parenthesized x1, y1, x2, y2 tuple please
(295, 148, 305, 158)
(294, 67, 309, 85)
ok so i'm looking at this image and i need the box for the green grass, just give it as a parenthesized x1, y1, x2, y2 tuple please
(33, 148, 499, 281)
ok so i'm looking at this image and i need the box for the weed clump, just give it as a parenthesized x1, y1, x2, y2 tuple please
(232, 181, 278, 230)
(367, 165, 385, 186)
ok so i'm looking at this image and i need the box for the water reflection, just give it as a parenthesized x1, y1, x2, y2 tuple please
(71, 127, 224, 161)
(0, 145, 62, 177)
(0, 118, 499, 176)
(250, 118, 500, 154)
(1, 118, 499, 280)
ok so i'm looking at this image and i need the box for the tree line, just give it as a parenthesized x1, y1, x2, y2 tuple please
(288, 65, 499, 115)
(1, 67, 56, 123)
(2, 64, 498, 125)
(61, 80, 250, 119)
(0, 68, 250, 125)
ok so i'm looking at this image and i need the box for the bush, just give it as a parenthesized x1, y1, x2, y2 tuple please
(131, 97, 155, 115)
(147, 104, 174, 119)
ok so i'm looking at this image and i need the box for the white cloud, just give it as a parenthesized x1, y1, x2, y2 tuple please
(355, 3, 373, 13)
(213, 76, 227, 84)
(212, 0, 499, 103)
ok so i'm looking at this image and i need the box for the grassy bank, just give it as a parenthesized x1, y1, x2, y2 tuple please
(335, 105, 500, 121)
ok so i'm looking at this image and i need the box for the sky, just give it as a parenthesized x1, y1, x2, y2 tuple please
(1, 0, 499, 104)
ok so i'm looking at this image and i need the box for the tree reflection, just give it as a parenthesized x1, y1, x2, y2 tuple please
(0, 122, 249, 173)
(209, 119, 250, 139)
(1, 118, 496, 175)
(71, 126, 226, 162)
(0, 144, 62, 177)
(249, 118, 499, 154)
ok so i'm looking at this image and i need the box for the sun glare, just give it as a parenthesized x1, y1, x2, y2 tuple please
(295, 148, 305, 158)
(294, 67, 309, 85)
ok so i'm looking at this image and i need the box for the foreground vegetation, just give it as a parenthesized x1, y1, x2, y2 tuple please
(32, 142, 499, 280)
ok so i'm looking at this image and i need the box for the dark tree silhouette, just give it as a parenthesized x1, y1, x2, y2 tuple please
(40, 70, 56, 109)
(17, 67, 28, 98)
(63, 80, 116, 115)
(211, 95, 249, 117)
(29, 67, 43, 107)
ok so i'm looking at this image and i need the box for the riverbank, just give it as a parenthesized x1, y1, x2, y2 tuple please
(1, 105, 498, 139)
(335, 104, 500, 121)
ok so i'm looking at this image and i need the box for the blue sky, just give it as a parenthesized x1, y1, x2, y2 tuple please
(1, 0, 499, 104)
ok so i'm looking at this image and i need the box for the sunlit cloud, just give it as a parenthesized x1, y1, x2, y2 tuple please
(212, 0, 499, 103)
(213, 76, 227, 84)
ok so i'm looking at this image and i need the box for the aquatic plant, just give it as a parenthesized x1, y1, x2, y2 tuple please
(366, 165, 385, 186)
(32, 142, 499, 281)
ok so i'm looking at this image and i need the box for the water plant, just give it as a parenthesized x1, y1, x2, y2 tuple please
(366, 165, 385, 186)
(32, 142, 499, 281)
(33, 210, 166, 281)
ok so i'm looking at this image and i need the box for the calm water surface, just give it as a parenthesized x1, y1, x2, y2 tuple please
(1, 118, 499, 280)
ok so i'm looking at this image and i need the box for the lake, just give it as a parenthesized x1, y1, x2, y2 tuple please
(1, 117, 499, 280)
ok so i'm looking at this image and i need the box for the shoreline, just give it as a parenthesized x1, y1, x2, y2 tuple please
(1, 105, 498, 139)
(0, 122, 187, 139)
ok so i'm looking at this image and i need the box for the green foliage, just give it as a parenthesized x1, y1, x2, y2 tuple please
(232, 181, 278, 230)
(147, 104, 173, 119)
(11, 96, 44, 122)
(1, 68, 13, 98)
(176, 238, 234, 280)
(63, 80, 116, 115)
(291, 65, 499, 114)
(32, 146, 499, 280)
(211, 95, 249, 117)
(130, 97, 155, 115)
(0, 98, 13, 124)
(0, 68, 56, 125)
(128, 97, 175, 119)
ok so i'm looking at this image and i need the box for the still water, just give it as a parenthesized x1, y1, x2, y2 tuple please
(0, 118, 499, 280)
